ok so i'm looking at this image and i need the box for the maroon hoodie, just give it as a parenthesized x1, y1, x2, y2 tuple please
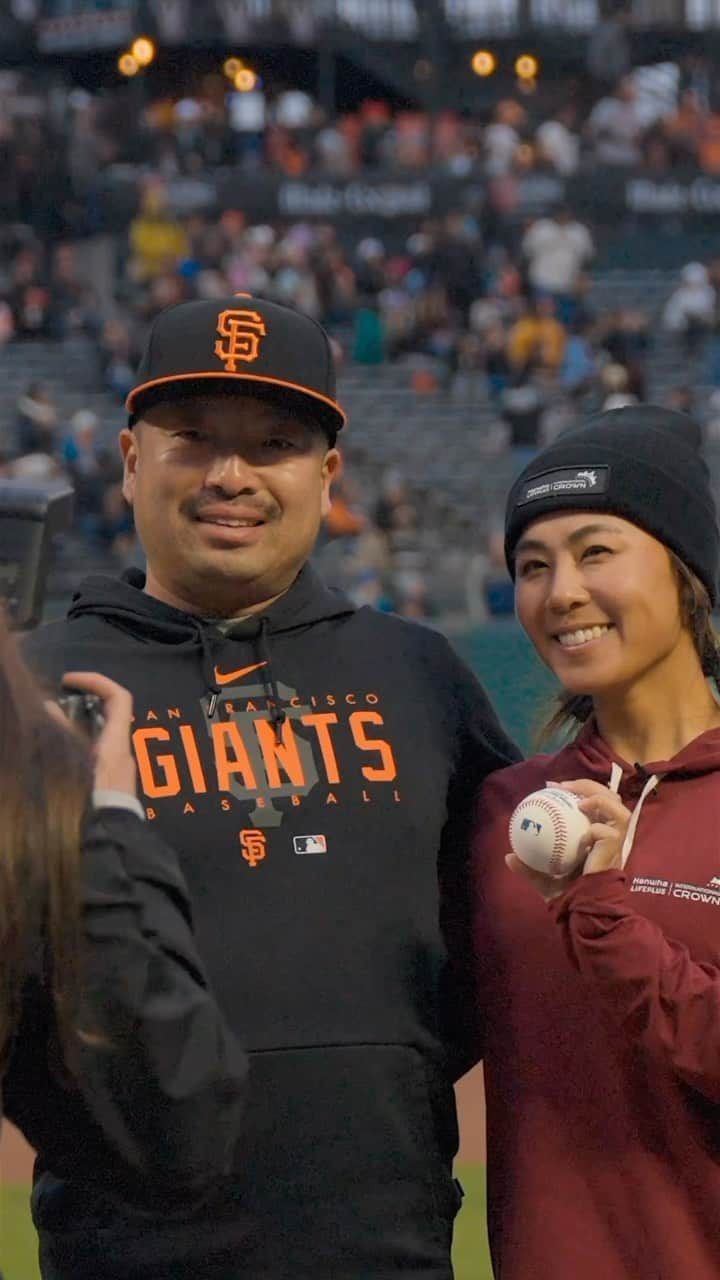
(471, 718, 720, 1280)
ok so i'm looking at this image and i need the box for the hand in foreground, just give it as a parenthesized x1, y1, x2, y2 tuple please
(506, 779, 632, 902)
(61, 671, 137, 798)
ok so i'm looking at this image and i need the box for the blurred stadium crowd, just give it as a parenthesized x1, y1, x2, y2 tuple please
(3, 35, 720, 620)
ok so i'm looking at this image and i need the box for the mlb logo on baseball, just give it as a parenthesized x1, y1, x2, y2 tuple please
(293, 834, 327, 855)
(509, 786, 590, 878)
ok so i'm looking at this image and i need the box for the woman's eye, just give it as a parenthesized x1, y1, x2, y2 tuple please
(583, 544, 612, 559)
(517, 559, 547, 577)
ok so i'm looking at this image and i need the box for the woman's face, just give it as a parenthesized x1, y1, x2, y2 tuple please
(514, 512, 694, 699)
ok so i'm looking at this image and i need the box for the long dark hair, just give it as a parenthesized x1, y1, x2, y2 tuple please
(0, 612, 92, 1068)
(538, 554, 720, 745)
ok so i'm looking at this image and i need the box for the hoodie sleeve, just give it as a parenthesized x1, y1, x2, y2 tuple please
(438, 647, 522, 1080)
(73, 807, 247, 1193)
(552, 869, 720, 1102)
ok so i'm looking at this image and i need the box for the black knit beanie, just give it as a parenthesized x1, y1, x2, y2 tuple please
(504, 405, 719, 605)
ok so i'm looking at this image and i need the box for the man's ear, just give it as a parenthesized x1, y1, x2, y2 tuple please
(119, 427, 138, 506)
(320, 447, 342, 518)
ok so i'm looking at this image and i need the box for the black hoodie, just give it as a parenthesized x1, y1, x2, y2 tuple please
(14, 565, 519, 1280)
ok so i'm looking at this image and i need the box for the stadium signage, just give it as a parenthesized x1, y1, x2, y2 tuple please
(277, 180, 433, 219)
(104, 165, 720, 234)
(37, 6, 133, 51)
(625, 177, 720, 215)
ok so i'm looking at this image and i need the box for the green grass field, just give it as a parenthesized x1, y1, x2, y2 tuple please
(0, 1166, 492, 1279)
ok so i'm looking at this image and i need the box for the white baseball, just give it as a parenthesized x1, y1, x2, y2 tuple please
(509, 787, 591, 878)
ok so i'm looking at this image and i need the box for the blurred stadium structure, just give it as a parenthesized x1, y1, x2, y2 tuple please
(2, 0, 720, 623)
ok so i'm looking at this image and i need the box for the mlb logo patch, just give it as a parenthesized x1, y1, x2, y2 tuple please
(293, 834, 327, 855)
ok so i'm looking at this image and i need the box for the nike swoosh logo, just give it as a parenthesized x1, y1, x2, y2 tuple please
(214, 661, 268, 685)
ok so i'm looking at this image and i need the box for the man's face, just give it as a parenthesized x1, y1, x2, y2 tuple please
(120, 393, 340, 615)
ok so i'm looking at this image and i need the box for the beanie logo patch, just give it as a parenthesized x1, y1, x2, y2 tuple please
(214, 309, 268, 371)
(517, 465, 610, 506)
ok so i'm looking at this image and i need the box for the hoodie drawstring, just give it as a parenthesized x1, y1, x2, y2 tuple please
(199, 625, 222, 719)
(257, 616, 286, 741)
(607, 762, 661, 868)
(203, 617, 285, 737)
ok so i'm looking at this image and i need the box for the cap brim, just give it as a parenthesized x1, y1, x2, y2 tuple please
(126, 372, 346, 434)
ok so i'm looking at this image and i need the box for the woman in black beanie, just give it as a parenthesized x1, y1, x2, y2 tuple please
(472, 405, 720, 1280)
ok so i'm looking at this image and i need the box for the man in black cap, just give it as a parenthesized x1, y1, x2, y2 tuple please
(17, 295, 519, 1280)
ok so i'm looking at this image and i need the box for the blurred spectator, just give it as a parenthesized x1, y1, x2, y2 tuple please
(480, 321, 513, 403)
(560, 319, 596, 392)
(385, 499, 430, 618)
(450, 332, 486, 402)
(322, 454, 366, 541)
(662, 262, 716, 353)
(128, 185, 190, 284)
(521, 207, 594, 322)
(535, 105, 581, 176)
(587, 78, 644, 166)
(586, 9, 631, 99)
(600, 308, 651, 400)
(697, 105, 720, 176)
(274, 87, 314, 130)
(354, 237, 387, 300)
(540, 394, 577, 445)
(663, 89, 705, 167)
(9, 241, 51, 337)
(600, 362, 637, 410)
(99, 316, 137, 400)
(484, 100, 524, 176)
(61, 409, 117, 537)
(507, 297, 566, 378)
(374, 471, 411, 535)
(313, 115, 354, 176)
(501, 379, 545, 452)
(429, 214, 484, 322)
(15, 383, 58, 455)
(353, 301, 386, 365)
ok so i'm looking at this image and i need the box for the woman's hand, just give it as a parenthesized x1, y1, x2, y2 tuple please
(564, 779, 632, 875)
(61, 671, 137, 798)
(506, 779, 632, 901)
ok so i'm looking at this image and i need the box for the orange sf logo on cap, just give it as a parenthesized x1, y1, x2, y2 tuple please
(214, 308, 267, 371)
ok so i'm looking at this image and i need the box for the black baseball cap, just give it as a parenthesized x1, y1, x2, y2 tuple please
(126, 295, 347, 437)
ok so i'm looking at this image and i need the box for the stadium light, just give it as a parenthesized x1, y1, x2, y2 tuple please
(234, 68, 258, 92)
(131, 37, 156, 67)
(515, 54, 539, 80)
(224, 57, 243, 78)
(471, 50, 496, 77)
(118, 52, 139, 77)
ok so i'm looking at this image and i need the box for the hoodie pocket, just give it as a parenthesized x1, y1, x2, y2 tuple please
(31, 1043, 461, 1279)
(228, 1041, 460, 1272)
